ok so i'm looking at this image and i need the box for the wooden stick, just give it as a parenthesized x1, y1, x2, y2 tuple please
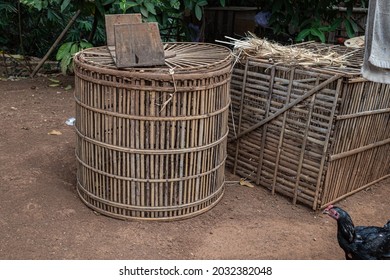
(233, 60, 249, 174)
(272, 68, 295, 195)
(313, 78, 343, 209)
(336, 107, 390, 120)
(31, 9, 81, 77)
(330, 137, 390, 162)
(293, 77, 318, 204)
(255, 66, 276, 185)
(320, 173, 390, 210)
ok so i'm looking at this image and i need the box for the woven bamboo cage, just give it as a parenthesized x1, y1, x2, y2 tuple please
(227, 42, 390, 210)
(74, 43, 232, 220)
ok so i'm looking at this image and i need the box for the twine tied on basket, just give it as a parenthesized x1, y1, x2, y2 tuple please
(159, 67, 177, 112)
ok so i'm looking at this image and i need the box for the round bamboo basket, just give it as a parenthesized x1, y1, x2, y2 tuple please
(73, 43, 232, 220)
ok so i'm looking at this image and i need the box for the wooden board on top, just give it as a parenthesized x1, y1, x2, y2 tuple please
(105, 14, 142, 46)
(114, 22, 165, 68)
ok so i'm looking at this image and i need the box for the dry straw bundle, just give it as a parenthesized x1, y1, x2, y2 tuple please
(220, 33, 350, 68)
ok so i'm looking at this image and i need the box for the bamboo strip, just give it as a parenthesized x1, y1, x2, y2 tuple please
(330, 137, 390, 161)
(233, 59, 249, 174)
(293, 77, 318, 204)
(256, 66, 275, 184)
(321, 173, 390, 210)
(272, 68, 295, 194)
(312, 78, 342, 209)
(336, 107, 390, 120)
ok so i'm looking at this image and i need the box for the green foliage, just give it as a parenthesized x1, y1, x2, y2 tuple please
(296, 18, 342, 43)
(2, 0, 368, 74)
(0, 1, 69, 56)
(108, 0, 225, 41)
(262, 0, 368, 43)
(56, 40, 93, 74)
(0, 1, 17, 13)
(2, 0, 229, 61)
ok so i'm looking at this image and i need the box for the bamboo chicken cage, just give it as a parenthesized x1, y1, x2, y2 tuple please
(74, 43, 232, 220)
(227, 40, 390, 210)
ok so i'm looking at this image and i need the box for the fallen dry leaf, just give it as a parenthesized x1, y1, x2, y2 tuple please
(64, 85, 72, 91)
(48, 130, 62, 135)
(239, 178, 255, 188)
(48, 78, 60, 83)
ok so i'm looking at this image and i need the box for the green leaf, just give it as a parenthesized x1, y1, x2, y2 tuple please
(56, 42, 73, 61)
(70, 43, 79, 55)
(47, 9, 62, 22)
(94, 0, 106, 16)
(0, 2, 17, 13)
(329, 18, 342, 31)
(144, 2, 157, 15)
(310, 28, 326, 43)
(146, 14, 157, 22)
(140, 6, 149, 17)
(120, 1, 138, 13)
(295, 28, 311, 42)
(344, 19, 355, 38)
(318, 26, 331, 32)
(170, 0, 180, 10)
(79, 41, 93, 49)
(35, 1, 43, 11)
(219, 0, 225, 7)
(194, 4, 202, 21)
(183, 0, 192, 9)
(348, 18, 359, 33)
(60, 0, 71, 12)
(60, 54, 72, 74)
(197, 0, 208, 6)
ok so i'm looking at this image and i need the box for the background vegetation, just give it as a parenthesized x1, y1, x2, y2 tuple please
(0, 0, 368, 73)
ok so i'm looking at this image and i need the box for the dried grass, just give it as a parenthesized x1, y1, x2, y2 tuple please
(219, 33, 349, 68)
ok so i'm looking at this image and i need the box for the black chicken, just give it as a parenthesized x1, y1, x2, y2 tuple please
(323, 205, 390, 260)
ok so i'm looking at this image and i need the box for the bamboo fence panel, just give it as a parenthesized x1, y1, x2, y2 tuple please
(74, 43, 232, 220)
(227, 43, 390, 210)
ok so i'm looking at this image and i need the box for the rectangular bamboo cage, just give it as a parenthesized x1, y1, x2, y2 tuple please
(227, 42, 390, 210)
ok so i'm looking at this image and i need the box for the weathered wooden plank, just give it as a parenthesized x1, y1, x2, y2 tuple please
(114, 23, 165, 68)
(105, 14, 142, 46)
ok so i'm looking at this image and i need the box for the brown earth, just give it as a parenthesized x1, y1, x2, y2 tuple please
(0, 75, 389, 260)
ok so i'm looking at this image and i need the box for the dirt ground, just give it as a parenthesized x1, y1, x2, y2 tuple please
(0, 75, 389, 260)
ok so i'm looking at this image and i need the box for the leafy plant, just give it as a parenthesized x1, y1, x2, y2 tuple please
(56, 40, 93, 74)
(1, 0, 69, 57)
(254, 0, 368, 43)
(296, 18, 342, 43)
(113, 0, 226, 41)
(0, 1, 17, 13)
(0, 1, 18, 46)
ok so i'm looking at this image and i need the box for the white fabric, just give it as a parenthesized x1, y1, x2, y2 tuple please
(361, 0, 390, 84)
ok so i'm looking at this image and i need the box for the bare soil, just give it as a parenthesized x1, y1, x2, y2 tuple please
(0, 75, 389, 260)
